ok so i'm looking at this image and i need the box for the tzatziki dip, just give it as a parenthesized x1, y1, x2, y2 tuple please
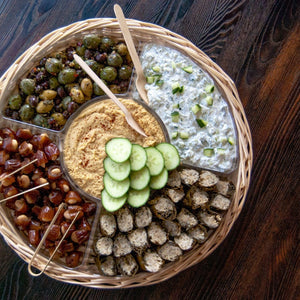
(136, 43, 237, 173)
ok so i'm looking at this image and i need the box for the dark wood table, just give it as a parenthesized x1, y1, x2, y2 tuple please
(0, 1, 299, 299)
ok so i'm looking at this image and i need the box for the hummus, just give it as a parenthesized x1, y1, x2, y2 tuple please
(63, 98, 165, 198)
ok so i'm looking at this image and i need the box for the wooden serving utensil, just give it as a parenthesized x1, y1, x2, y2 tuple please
(114, 4, 149, 104)
(73, 54, 147, 137)
(28, 203, 80, 277)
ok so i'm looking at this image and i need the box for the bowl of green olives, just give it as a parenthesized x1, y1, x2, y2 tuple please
(3, 34, 134, 131)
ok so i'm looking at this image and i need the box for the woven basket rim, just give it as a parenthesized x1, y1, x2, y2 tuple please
(0, 18, 253, 288)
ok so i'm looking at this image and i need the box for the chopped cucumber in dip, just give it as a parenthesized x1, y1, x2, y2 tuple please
(196, 119, 207, 128)
(191, 104, 201, 114)
(182, 66, 193, 74)
(171, 111, 180, 122)
(138, 43, 238, 173)
(205, 84, 214, 93)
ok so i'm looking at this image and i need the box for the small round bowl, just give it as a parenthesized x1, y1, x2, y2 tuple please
(60, 96, 170, 202)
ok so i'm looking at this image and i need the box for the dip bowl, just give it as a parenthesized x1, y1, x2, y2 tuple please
(60, 96, 170, 202)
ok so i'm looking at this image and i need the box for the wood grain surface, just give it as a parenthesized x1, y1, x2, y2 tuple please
(0, 0, 299, 299)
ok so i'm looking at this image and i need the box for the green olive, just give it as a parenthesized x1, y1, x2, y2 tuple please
(62, 96, 72, 110)
(39, 89, 57, 100)
(100, 66, 117, 82)
(70, 87, 85, 104)
(93, 83, 105, 96)
(100, 37, 114, 52)
(58, 68, 76, 84)
(107, 51, 123, 67)
(49, 77, 59, 90)
(45, 58, 63, 74)
(109, 84, 121, 94)
(116, 43, 129, 56)
(80, 78, 93, 97)
(20, 78, 35, 95)
(85, 60, 101, 74)
(76, 45, 86, 56)
(65, 83, 80, 93)
(8, 94, 22, 110)
(19, 104, 35, 121)
(83, 34, 101, 49)
(36, 100, 54, 114)
(118, 65, 132, 80)
(33, 114, 50, 128)
(51, 112, 66, 126)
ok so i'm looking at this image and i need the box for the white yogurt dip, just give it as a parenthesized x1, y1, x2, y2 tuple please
(136, 43, 237, 173)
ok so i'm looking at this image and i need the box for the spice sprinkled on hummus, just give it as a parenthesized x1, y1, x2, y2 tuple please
(63, 99, 165, 198)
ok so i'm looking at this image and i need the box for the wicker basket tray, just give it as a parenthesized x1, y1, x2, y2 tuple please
(0, 18, 253, 288)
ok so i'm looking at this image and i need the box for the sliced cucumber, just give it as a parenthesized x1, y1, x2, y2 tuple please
(103, 172, 130, 198)
(156, 143, 180, 171)
(179, 131, 189, 139)
(130, 166, 150, 190)
(171, 111, 180, 122)
(130, 144, 147, 171)
(149, 168, 168, 190)
(205, 84, 214, 93)
(127, 186, 150, 208)
(105, 138, 132, 163)
(196, 119, 208, 128)
(103, 157, 130, 181)
(182, 66, 193, 74)
(205, 96, 213, 106)
(203, 148, 214, 157)
(145, 147, 164, 176)
(101, 189, 127, 212)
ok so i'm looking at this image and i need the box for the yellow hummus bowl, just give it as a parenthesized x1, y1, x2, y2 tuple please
(61, 96, 169, 200)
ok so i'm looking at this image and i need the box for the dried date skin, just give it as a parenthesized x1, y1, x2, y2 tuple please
(28, 229, 40, 246)
(3, 185, 18, 197)
(21, 158, 35, 174)
(47, 165, 62, 180)
(5, 159, 22, 171)
(29, 219, 42, 230)
(65, 190, 81, 205)
(71, 229, 89, 244)
(0, 150, 9, 165)
(24, 190, 40, 204)
(78, 217, 91, 232)
(18, 141, 33, 156)
(1, 128, 16, 139)
(15, 199, 28, 214)
(82, 202, 97, 216)
(60, 221, 76, 238)
(44, 224, 61, 241)
(0, 172, 15, 186)
(35, 150, 48, 167)
(57, 179, 70, 193)
(14, 214, 31, 230)
(44, 143, 60, 160)
(66, 251, 82, 268)
(17, 174, 30, 188)
(16, 128, 33, 140)
(3, 137, 18, 152)
(39, 206, 54, 222)
(49, 190, 63, 205)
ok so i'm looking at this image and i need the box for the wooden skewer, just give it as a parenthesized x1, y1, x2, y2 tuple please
(73, 54, 147, 137)
(0, 158, 38, 182)
(0, 182, 49, 204)
(28, 205, 80, 277)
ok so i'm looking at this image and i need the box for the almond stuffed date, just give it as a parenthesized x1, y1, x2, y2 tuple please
(0, 127, 96, 268)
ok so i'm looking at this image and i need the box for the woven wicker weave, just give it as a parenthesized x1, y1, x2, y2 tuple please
(0, 18, 253, 288)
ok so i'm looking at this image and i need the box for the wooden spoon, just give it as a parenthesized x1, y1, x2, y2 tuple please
(114, 4, 149, 104)
(73, 54, 147, 137)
